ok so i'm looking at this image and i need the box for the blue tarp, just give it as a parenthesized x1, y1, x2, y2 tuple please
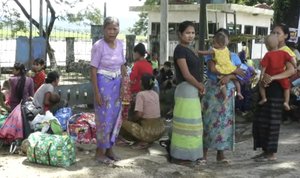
(15, 36, 46, 69)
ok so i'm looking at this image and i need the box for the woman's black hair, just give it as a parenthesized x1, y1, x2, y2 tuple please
(14, 63, 26, 101)
(273, 23, 290, 41)
(141, 73, 155, 90)
(178, 21, 195, 34)
(134, 43, 146, 57)
(33, 58, 46, 70)
(45, 71, 59, 84)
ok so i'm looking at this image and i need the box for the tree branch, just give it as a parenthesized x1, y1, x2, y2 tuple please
(45, 0, 56, 37)
(13, 0, 46, 36)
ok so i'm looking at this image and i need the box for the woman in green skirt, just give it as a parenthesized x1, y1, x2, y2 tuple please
(170, 21, 205, 164)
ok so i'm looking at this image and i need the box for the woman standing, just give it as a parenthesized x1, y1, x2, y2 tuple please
(201, 28, 245, 164)
(9, 63, 34, 110)
(252, 24, 296, 162)
(90, 17, 126, 164)
(170, 21, 205, 164)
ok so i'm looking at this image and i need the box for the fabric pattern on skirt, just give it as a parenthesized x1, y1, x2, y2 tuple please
(122, 118, 165, 143)
(170, 82, 203, 161)
(202, 80, 235, 151)
(95, 74, 122, 149)
(253, 82, 283, 153)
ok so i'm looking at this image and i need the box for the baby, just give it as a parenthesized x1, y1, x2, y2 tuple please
(259, 34, 297, 110)
(198, 32, 243, 102)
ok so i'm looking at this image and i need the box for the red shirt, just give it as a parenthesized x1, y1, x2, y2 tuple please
(130, 59, 153, 94)
(32, 70, 46, 92)
(261, 50, 292, 76)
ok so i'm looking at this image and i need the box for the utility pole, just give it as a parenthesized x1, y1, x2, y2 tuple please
(104, 2, 107, 19)
(39, 0, 43, 37)
(29, 0, 32, 69)
(160, 0, 169, 64)
(198, 0, 207, 82)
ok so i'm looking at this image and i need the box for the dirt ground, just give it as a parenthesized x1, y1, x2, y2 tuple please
(1, 120, 300, 178)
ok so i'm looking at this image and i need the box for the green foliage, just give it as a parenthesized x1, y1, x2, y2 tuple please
(129, 12, 148, 36)
(66, 5, 102, 25)
(273, 0, 290, 24)
(0, 0, 27, 37)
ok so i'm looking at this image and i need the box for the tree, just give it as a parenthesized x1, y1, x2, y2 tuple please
(0, 0, 27, 37)
(2, 0, 102, 69)
(273, 0, 300, 28)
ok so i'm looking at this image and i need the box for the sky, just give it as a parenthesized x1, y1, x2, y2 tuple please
(2, 0, 145, 32)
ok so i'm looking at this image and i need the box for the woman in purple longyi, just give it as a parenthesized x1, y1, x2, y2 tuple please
(90, 17, 126, 164)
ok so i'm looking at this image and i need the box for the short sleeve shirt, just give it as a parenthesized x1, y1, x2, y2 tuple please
(33, 83, 54, 112)
(261, 50, 292, 76)
(173, 45, 201, 83)
(134, 90, 160, 119)
(90, 39, 126, 71)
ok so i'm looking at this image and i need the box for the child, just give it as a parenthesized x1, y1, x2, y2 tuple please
(32, 58, 46, 92)
(198, 32, 244, 102)
(130, 43, 153, 95)
(122, 74, 165, 149)
(259, 34, 297, 110)
(1, 80, 10, 110)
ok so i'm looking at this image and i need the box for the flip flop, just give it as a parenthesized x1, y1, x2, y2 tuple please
(96, 157, 114, 165)
(131, 142, 150, 150)
(196, 159, 207, 165)
(106, 154, 121, 161)
(217, 159, 231, 164)
(251, 153, 265, 159)
(255, 157, 277, 162)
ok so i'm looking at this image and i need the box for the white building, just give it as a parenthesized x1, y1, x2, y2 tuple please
(130, 3, 274, 59)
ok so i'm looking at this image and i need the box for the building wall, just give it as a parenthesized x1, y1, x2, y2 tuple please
(148, 7, 272, 59)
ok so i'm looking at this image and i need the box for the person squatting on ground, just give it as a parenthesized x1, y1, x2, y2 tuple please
(122, 74, 165, 149)
(33, 71, 60, 114)
(259, 34, 297, 111)
(90, 16, 127, 165)
(198, 32, 244, 102)
(9, 63, 34, 110)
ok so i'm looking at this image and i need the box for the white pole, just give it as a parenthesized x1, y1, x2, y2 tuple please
(39, 0, 43, 37)
(160, 0, 169, 63)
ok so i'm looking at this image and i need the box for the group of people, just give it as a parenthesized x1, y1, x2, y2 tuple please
(90, 16, 299, 166)
(0, 59, 61, 115)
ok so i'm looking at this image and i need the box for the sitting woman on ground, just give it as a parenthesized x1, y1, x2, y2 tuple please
(122, 73, 165, 149)
(33, 71, 60, 113)
(9, 63, 34, 110)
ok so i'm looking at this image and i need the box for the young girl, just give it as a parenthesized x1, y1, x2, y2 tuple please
(32, 58, 46, 92)
(198, 32, 243, 101)
(130, 43, 153, 95)
(259, 34, 296, 111)
(122, 73, 165, 149)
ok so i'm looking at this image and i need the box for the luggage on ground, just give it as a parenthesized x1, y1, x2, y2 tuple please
(27, 132, 76, 167)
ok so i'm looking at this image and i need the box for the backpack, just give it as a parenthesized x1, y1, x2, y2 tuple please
(67, 113, 96, 144)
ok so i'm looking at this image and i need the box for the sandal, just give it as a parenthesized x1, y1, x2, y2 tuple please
(96, 157, 114, 165)
(217, 159, 231, 164)
(255, 157, 277, 162)
(196, 159, 207, 165)
(131, 142, 150, 150)
(106, 154, 121, 161)
(251, 153, 265, 159)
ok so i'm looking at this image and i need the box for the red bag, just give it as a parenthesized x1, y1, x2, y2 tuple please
(67, 113, 96, 144)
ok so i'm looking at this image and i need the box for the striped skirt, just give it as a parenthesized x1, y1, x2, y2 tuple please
(253, 82, 284, 153)
(170, 82, 203, 161)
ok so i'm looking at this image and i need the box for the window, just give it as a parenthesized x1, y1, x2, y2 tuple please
(227, 23, 242, 35)
(244, 25, 253, 35)
(208, 23, 217, 35)
(255, 27, 268, 43)
(151, 23, 160, 35)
